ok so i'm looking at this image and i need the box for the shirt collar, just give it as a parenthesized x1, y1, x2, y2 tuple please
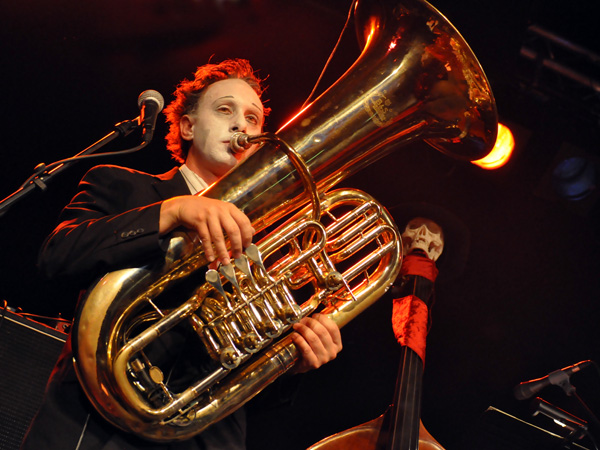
(179, 164, 209, 194)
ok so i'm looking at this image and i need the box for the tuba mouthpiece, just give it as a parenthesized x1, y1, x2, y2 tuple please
(230, 132, 252, 153)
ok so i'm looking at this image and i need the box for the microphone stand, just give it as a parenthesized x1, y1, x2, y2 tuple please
(549, 370, 600, 432)
(573, 392, 600, 434)
(0, 117, 144, 217)
(531, 397, 599, 450)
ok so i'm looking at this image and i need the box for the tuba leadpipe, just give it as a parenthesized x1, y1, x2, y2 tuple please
(72, 0, 497, 442)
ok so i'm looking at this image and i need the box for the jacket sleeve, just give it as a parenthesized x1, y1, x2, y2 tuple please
(38, 166, 169, 282)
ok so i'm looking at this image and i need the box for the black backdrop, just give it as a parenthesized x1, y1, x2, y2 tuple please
(1, 1, 600, 449)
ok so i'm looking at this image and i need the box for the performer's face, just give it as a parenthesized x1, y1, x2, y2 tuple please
(182, 78, 264, 183)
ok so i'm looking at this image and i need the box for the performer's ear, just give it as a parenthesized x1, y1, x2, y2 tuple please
(180, 115, 194, 141)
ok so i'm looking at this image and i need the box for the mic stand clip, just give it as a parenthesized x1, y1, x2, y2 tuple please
(532, 397, 592, 449)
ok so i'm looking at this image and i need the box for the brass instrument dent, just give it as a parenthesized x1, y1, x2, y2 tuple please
(73, 0, 497, 442)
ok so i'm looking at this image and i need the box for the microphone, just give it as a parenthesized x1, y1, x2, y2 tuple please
(137, 90, 164, 143)
(514, 360, 592, 400)
(230, 132, 252, 154)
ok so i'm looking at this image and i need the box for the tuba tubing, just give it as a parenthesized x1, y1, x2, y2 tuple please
(201, 0, 497, 233)
(73, 0, 497, 442)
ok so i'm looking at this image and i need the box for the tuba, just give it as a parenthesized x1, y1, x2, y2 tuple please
(73, 0, 497, 442)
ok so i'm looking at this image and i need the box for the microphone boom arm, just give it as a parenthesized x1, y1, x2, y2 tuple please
(0, 117, 141, 218)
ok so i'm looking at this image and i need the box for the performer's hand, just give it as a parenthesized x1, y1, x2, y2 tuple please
(159, 195, 254, 265)
(290, 314, 343, 374)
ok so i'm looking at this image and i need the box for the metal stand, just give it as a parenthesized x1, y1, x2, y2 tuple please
(0, 117, 143, 217)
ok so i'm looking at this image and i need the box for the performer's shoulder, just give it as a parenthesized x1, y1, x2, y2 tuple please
(82, 164, 178, 182)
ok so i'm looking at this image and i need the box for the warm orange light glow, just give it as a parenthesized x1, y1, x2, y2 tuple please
(472, 123, 514, 170)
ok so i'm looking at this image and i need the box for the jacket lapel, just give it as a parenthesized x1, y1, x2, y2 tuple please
(152, 167, 190, 200)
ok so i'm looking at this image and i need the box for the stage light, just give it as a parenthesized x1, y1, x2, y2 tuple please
(551, 156, 596, 201)
(472, 123, 514, 170)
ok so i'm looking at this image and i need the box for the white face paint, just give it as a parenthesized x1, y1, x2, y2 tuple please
(401, 217, 444, 261)
(182, 78, 264, 185)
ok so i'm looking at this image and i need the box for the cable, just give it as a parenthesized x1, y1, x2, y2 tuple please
(300, 1, 354, 110)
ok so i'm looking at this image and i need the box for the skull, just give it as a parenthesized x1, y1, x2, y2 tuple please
(401, 217, 444, 261)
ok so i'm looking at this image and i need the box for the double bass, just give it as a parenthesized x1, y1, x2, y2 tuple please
(308, 251, 444, 450)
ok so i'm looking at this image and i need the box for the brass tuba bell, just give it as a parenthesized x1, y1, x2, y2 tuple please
(72, 0, 497, 442)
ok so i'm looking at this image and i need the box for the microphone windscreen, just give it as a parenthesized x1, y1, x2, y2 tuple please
(138, 90, 164, 110)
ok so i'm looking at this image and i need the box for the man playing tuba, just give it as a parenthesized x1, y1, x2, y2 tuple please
(22, 59, 343, 450)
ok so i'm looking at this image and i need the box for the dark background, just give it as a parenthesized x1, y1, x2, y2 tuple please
(1, 0, 600, 449)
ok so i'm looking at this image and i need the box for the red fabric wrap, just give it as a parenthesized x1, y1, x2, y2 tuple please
(391, 253, 438, 363)
(400, 252, 439, 281)
(392, 295, 429, 363)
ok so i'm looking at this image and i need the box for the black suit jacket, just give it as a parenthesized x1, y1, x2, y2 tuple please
(38, 164, 188, 282)
(23, 164, 247, 450)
